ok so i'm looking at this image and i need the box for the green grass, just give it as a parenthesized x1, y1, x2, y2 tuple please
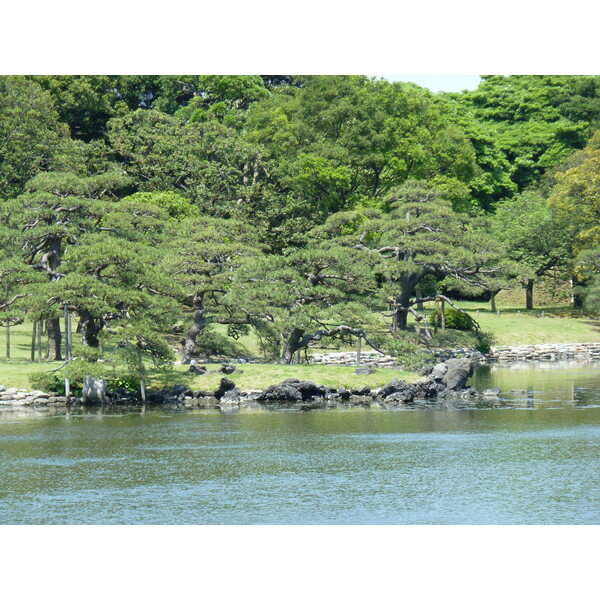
(440, 301, 600, 346)
(148, 363, 419, 392)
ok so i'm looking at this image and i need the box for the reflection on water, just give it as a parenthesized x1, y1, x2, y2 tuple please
(470, 360, 600, 409)
(1, 361, 599, 525)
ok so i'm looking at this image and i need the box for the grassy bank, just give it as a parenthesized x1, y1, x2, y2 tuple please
(1, 299, 598, 392)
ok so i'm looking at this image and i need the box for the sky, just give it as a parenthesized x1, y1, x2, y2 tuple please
(379, 75, 482, 93)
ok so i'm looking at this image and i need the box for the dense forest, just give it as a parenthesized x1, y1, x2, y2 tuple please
(1, 74, 599, 371)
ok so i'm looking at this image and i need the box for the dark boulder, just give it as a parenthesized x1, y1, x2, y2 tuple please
(384, 390, 415, 403)
(355, 365, 376, 375)
(214, 377, 236, 400)
(440, 358, 474, 391)
(283, 379, 328, 399)
(260, 383, 303, 404)
(380, 378, 415, 399)
(220, 388, 241, 404)
(350, 386, 371, 396)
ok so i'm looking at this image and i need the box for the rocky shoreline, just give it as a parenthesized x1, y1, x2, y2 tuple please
(1, 356, 497, 411)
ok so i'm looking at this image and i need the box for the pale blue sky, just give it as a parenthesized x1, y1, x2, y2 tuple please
(378, 75, 482, 93)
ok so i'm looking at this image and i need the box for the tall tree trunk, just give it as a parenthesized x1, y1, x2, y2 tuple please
(490, 291, 497, 313)
(80, 310, 102, 348)
(45, 318, 62, 361)
(279, 328, 304, 364)
(525, 279, 534, 310)
(181, 293, 207, 364)
(393, 307, 409, 331)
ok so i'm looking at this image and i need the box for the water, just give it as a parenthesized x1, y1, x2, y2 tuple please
(1, 361, 599, 524)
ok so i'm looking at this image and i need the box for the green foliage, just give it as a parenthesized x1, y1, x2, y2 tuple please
(436, 308, 474, 330)
(473, 331, 497, 354)
(121, 191, 199, 221)
(452, 75, 600, 196)
(0, 77, 76, 198)
(383, 332, 433, 371)
(196, 327, 249, 358)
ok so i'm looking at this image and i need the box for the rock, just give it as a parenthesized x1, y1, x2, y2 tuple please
(383, 390, 415, 404)
(336, 387, 351, 400)
(482, 387, 501, 397)
(260, 383, 303, 404)
(189, 364, 206, 375)
(197, 395, 218, 408)
(83, 378, 107, 404)
(220, 363, 238, 375)
(380, 378, 415, 399)
(430, 363, 448, 381)
(214, 378, 236, 400)
(283, 379, 327, 399)
(416, 364, 434, 377)
(355, 365, 376, 375)
(219, 389, 241, 404)
(350, 386, 371, 396)
(440, 358, 474, 391)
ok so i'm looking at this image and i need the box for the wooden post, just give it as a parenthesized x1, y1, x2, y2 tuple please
(441, 298, 446, 333)
(4, 283, 8, 359)
(296, 349, 301, 364)
(5, 318, 10, 359)
(64, 305, 70, 398)
(37, 321, 42, 363)
(356, 336, 362, 366)
(31, 321, 37, 362)
(434, 299, 439, 334)
(137, 345, 146, 404)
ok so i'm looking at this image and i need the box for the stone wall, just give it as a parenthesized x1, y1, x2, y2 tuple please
(0, 386, 67, 406)
(310, 351, 399, 367)
(309, 342, 600, 367)
(487, 342, 600, 362)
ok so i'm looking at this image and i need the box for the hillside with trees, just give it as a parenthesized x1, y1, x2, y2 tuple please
(1, 74, 599, 382)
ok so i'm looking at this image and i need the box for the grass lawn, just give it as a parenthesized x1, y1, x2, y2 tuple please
(447, 301, 600, 346)
(148, 363, 419, 392)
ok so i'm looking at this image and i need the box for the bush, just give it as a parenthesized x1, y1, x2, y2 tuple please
(436, 308, 473, 331)
(384, 333, 434, 371)
(474, 331, 496, 354)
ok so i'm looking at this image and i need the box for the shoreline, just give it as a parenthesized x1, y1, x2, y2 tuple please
(2, 349, 600, 411)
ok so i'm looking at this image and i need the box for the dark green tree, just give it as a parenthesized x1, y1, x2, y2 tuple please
(317, 180, 505, 330)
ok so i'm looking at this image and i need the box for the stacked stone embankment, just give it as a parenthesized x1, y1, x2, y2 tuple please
(487, 342, 600, 362)
(0, 386, 68, 406)
(310, 351, 398, 367)
(309, 343, 600, 367)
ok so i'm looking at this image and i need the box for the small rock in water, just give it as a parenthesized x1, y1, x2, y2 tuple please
(482, 387, 501, 396)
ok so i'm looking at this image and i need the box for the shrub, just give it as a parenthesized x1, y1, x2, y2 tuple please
(436, 308, 473, 331)
(384, 333, 434, 371)
(474, 331, 496, 354)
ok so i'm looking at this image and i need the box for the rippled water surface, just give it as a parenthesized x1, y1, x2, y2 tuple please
(1, 362, 599, 524)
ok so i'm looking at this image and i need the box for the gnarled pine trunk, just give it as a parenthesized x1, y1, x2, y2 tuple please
(45, 318, 62, 361)
(279, 328, 304, 364)
(80, 310, 102, 348)
(182, 293, 207, 364)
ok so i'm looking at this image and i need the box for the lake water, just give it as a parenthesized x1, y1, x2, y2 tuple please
(1, 361, 599, 525)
